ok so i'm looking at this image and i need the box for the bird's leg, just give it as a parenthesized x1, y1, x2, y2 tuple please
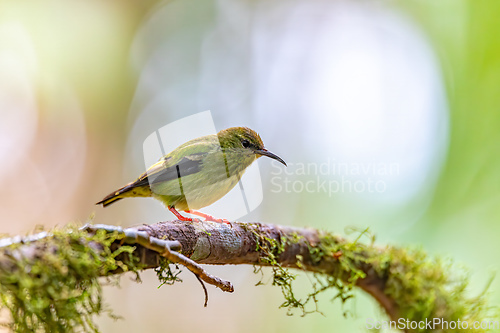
(168, 206, 194, 222)
(184, 210, 230, 224)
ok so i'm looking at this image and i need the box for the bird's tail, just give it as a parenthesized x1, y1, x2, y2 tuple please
(96, 192, 124, 207)
(96, 180, 150, 207)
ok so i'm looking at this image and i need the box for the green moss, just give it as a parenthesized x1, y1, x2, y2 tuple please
(252, 227, 497, 331)
(381, 246, 496, 332)
(0, 226, 140, 332)
(155, 259, 182, 288)
(252, 229, 341, 316)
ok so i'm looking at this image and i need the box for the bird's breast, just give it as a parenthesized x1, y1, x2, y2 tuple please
(179, 173, 241, 210)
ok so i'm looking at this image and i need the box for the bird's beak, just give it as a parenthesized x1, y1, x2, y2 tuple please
(255, 149, 287, 166)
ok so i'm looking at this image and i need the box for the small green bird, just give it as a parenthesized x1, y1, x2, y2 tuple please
(97, 127, 286, 222)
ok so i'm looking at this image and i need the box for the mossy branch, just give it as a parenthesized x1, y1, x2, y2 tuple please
(0, 221, 494, 332)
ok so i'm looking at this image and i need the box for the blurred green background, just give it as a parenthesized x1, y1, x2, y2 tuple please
(0, 0, 499, 332)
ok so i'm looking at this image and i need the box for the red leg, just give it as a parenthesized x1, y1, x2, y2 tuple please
(169, 206, 193, 221)
(184, 210, 230, 224)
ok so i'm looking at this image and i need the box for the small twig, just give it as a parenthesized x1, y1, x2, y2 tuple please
(159, 245, 234, 293)
(84, 223, 234, 295)
(81, 224, 183, 251)
(196, 275, 209, 307)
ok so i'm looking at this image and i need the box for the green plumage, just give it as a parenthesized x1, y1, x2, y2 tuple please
(97, 127, 286, 215)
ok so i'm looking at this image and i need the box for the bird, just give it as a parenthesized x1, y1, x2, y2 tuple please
(96, 127, 286, 223)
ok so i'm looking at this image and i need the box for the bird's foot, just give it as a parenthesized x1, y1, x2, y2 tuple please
(184, 210, 231, 224)
(169, 206, 195, 221)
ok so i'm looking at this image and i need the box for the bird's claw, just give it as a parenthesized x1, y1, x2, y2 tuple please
(182, 209, 231, 224)
(205, 216, 231, 225)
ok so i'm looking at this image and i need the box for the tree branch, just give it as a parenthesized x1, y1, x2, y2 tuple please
(130, 221, 399, 319)
(0, 221, 493, 333)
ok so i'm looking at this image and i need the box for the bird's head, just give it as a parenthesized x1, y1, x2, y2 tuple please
(217, 127, 287, 166)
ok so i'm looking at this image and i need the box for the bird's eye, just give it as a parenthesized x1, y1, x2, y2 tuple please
(241, 139, 250, 148)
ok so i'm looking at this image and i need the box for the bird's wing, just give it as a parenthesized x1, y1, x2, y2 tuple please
(132, 153, 206, 188)
(132, 135, 219, 188)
